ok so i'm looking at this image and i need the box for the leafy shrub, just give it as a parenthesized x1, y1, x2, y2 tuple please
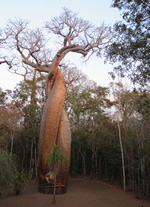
(0, 149, 29, 195)
(0, 149, 17, 194)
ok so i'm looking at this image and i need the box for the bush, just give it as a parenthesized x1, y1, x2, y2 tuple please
(0, 149, 29, 195)
(15, 169, 30, 195)
(0, 149, 18, 194)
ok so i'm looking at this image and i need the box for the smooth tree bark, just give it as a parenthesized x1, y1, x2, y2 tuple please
(38, 65, 71, 193)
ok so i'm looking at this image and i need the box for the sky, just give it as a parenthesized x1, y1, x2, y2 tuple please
(0, 0, 123, 90)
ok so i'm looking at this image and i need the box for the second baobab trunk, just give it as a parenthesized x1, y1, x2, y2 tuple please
(38, 68, 71, 194)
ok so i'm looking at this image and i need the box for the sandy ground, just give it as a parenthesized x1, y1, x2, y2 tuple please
(0, 177, 149, 207)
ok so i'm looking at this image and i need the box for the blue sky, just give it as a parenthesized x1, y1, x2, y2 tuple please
(1, 0, 121, 26)
(0, 0, 123, 90)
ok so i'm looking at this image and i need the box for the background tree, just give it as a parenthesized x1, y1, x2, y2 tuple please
(134, 90, 150, 196)
(0, 149, 18, 194)
(12, 77, 45, 178)
(65, 78, 112, 178)
(0, 89, 23, 153)
(0, 89, 9, 149)
(105, 0, 150, 85)
(0, 148, 29, 196)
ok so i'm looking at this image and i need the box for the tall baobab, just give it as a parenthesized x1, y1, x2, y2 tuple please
(6, 8, 114, 193)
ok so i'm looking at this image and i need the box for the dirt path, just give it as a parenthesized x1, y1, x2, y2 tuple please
(0, 177, 149, 207)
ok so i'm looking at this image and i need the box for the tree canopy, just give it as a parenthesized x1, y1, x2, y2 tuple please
(2, 8, 114, 78)
(105, 0, 150, 85)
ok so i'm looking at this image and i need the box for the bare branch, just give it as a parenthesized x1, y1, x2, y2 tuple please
(3, 9, 114, 81)
(23, 59, 50, 73)
(6, 19, 52, 75)
(0, 60, 10, 65)
(46, 8, 114, 62)
(0, 27, 12, 68)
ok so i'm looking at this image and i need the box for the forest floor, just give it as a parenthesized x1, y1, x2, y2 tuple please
(0, 177, 150, 207)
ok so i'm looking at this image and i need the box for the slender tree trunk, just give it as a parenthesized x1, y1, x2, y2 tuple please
(81, 152, 86, 177)
(95, 150, 98, 177)
(10, 135, 14, 156)
(99, 157, 102, 178)
(10, 130, 15, 156)
(21, 145, 25, 170)
(91, 134, 96, 178)
(29, 137, 34, 178)
(117, 75, 126, 191)
(118, 121, 126, 191)
(52, 167, 57, 204)
(34, 139, 38, 179)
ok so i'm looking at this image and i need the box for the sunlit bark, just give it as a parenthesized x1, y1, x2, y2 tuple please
(38, 68, 71, 193)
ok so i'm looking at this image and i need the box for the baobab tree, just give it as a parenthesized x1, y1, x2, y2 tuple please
(6, 8, 114, 194)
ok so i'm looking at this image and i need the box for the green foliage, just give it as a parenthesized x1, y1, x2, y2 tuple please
(70, 131, 91, 175)
(0, 149, 29, 195)
(15, 169, 30, 195)
(47, 143, 66, 204)
(0, 88, 7, 104)
(15, 169, 30, 186)
(105, 0, 150, 85)
(47, 143, 66, 170)
(0, 149, 17, 193)
(65, 83, 110, 132)
(68, 82, 150, 197)
(12, 78, 44, 177)
(135, 90, 150, 119)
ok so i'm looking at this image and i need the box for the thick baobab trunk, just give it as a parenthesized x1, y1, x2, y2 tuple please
(38, 68, 71, 194)
(55, 108, 71, 193)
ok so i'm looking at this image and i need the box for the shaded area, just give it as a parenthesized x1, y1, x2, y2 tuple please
(0, 177, 149, 207)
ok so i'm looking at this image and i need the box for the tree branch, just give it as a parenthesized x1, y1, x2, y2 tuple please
(23, 59, 50, 73)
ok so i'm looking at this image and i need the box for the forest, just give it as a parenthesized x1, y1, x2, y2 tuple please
(0, 0, 150, 200)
